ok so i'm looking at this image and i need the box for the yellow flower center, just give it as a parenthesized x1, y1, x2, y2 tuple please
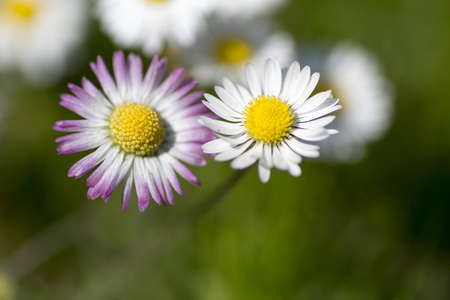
(217, 38, 252, 64)
(243, 95, 294, 144)
(2, 0, 37, 21)
(146, 0, 168, 3)
(110, 102, 165, 156)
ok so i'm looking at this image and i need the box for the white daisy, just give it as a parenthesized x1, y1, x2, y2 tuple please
(96, 0, 215, 55)
(311, 42, 394, 162)
(180, 18, 295, 86)
(53, 51, 214, 211)
(212, 0, 288, 19)
(0, 0, 87, 84)
(200, 58, 341, 183)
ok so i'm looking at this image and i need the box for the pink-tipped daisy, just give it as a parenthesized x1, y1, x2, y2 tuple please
(200, 58, 341, 183)
(53, 51, 214, 212)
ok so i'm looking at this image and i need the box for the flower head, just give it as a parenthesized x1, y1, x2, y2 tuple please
(96, 0, 215, 55)
(310, 42, 394, 162)
(200, 58, 341, 183)
(53, 51, 214, 211)
(180, 18, 295, 86)
(0, 0, 87, 84)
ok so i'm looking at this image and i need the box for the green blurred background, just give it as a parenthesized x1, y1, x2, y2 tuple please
(0, 0, 449, 299)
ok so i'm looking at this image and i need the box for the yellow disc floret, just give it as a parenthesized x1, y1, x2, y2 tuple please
(243, 95, 294, 144)
(217, 38, 252, 64)
(110, 102, 165, 156)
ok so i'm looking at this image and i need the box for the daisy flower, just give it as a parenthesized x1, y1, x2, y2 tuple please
(200, 58, 341, 183)
(0, 0, 87, 84)
(212, 0, 288, 19)
(53, 51, 214, 212)
(180, 18, 295, 86)
(310, 42, 394, 162)
(96, 0, 215, 55)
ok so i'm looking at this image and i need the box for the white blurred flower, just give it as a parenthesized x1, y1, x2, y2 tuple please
(213, 0, 288, 19)
(0, 0, 88, 84)
(310, 42, 394, 163)
(96, 0, 215, 55)
(180, 18, 295, 86)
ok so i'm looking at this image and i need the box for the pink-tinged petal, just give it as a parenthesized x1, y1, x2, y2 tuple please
(55, 130, 107, 143)
(56, 136, 107, 155)
(165, 155, 201, 186)
(104, 154, 134, 200)
(145, 158, 165, 205)
(86, 147, 120, 187)
(159, 155, 183, 196)
(90, 56, 121, 106)
(156, 79, 198, 112)
(141, 56, 166, 100)
(113, 51, 128, 99)
(59, 94, 107, 120)
(161, 171, 174, 206)
(81, 77, 113, 109)
(121, 171, 134, 212)
(95, 151, 125, 201)
(128, 54, 143, 99)
(67, 142, 112, 178)
(176, 91, 204, 108)
(169, 148, 206, 166)
(150, 67, 185, 106)
(134, 159, 150, 211)
(53, 120, 108, 132)
(168, 129, 215, 143)
(170, 103, 210, 119)
(136, 157, 161, 206)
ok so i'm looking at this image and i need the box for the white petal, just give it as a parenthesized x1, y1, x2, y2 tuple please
(245, 64, 262, 98)
(292, 72, 320, 110)
(198, 117, 244, 135)
(230, 143, 263, 169)
(263, 59, 282, 97)
(280, 61, 301, 100)
(286, 138, 320, 158)
(297, 90, 333, 113)
(215, 140, 252, 162)
(300, 115, 336, 129)
(258, 161, 271, 183)
(272, 146, 288, 171)
(202, 138, 232, 154)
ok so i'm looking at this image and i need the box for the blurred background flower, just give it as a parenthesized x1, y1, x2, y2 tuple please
(179, 17, 295, 86)
(302, 41, 394, 163)
(0, 0, 449, 299)
(0, 0, 88, 85)
(95, 0, 216, 55)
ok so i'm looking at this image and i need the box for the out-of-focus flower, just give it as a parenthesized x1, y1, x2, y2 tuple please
(96, 0, 215, 55)
(53, 51, 214, 211)
(0, 0, 87, 84)
(212, 0, 288, 19)
(310, 42, 394, 163)
(180, 18, 295, 86)
(200, 58, 341, 183)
